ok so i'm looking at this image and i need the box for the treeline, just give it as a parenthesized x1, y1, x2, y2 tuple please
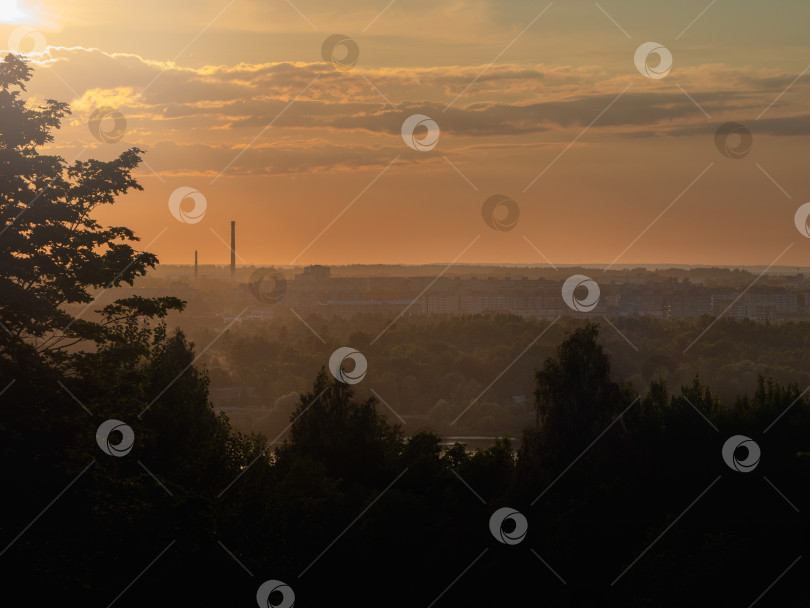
(188, 312, 810, 438)
(3, 322, 809, 606)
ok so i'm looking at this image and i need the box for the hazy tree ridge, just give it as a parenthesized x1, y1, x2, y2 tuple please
(187, 313, 810, 439)
(2, 55, 808, 606)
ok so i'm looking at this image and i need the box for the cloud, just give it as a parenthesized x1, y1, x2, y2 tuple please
(127, 140, 434, 177)
(12, 47, 810, 175)
(665, 114, 810, 138)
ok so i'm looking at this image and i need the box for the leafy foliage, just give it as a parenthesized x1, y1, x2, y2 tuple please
(0, 53, 182, 368)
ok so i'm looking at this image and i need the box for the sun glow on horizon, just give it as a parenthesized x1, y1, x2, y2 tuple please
(0, 0, 25, 23)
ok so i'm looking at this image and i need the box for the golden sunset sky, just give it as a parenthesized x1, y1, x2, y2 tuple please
(3, 0, 810, 267)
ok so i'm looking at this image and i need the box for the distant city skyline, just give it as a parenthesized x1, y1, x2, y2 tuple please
(160, 261, 810, 273)
(101, 261, 810, 326)
(3, 0, 810, 266)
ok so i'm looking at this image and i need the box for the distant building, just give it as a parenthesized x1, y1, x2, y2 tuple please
(295, 265, 331, 281)
(184, 264, 810, 321)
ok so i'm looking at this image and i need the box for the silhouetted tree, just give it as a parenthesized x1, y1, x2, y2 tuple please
(0, 55, 253, 607)
(275, 368, 403, 488)
(0, 53, 182, 370)
(534, 323, 633, 462)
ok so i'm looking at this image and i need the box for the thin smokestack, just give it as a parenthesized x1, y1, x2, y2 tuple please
(230, 221, 236, 281)
(194, 250, 198, 281)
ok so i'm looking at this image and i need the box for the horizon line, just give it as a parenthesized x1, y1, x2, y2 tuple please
(155, 262, 810, 271)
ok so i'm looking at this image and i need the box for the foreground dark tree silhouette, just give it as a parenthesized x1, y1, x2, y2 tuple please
(0, 55, 258, 605)
(0, 52, 197, 473)
(0, 53, 182, 369)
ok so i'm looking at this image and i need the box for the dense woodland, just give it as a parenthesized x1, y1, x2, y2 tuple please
(189, 312, 810, 440)
(2, 54, 809, 606)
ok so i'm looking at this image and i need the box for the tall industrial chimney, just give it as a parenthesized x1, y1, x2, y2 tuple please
(230, 221, 236, 281)
(194, 250, 198, 281)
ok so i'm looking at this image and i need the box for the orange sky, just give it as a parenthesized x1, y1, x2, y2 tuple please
(3, 0, 810, 267)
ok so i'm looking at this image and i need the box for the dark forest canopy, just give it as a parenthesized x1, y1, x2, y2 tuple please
(178, 312, 810, 441)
